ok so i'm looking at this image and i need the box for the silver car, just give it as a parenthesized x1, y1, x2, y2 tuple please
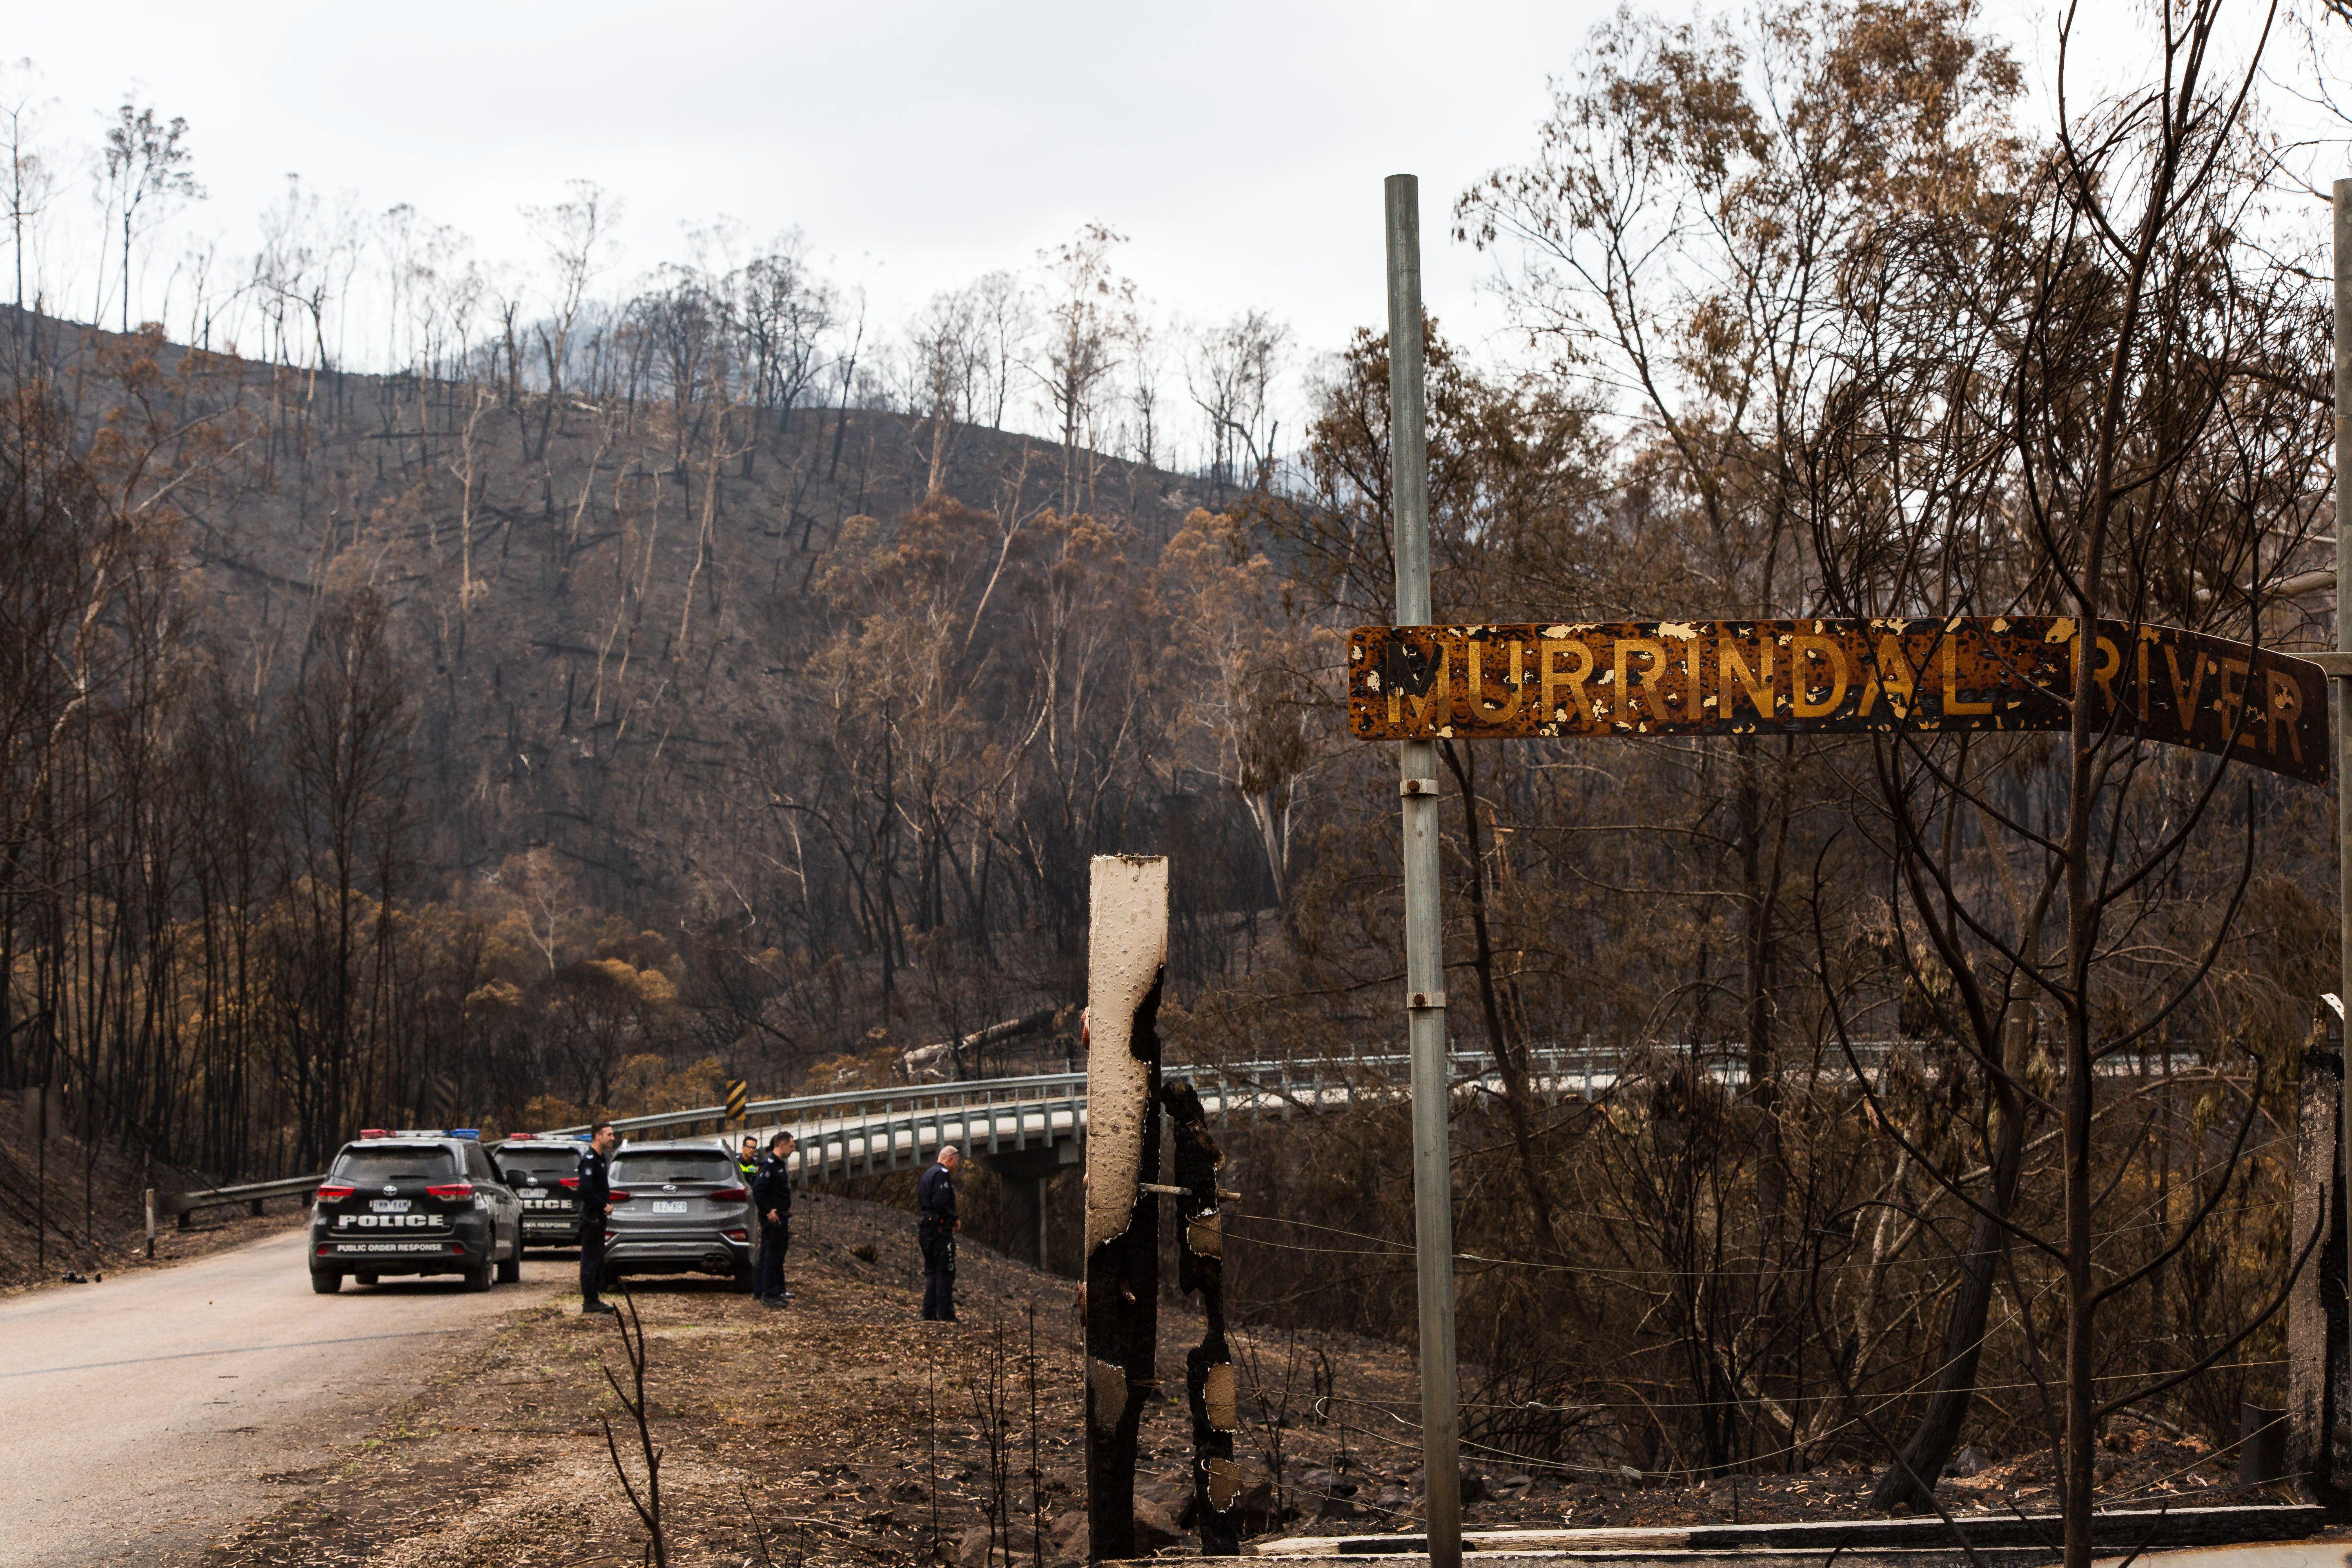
(598, 1138, 756, 1292)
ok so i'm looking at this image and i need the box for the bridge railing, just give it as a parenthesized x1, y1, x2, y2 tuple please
(197, 1037, 2225, 1212)
(544, 1068, 1091, 1143)
(547, 1035, 2219, 1145)
(774, 1074, 1090, 1184)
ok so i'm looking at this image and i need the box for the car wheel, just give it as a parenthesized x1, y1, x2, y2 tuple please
(310, 1270, 341, 1294)
(355, 1272, 379, 1286)
(464, 1261, 493, 1292)
(598, 1262, 619, 1294)
(496, 1237, 521, 1285)
(731, 1254, 755, 1293)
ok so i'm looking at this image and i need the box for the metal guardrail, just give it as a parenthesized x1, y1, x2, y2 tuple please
(763, 1075, 1090, 1183)
(544, 1036, 2215, 1144)
(172, 1037, 2220, 1214)
(161, 1174, 323, 1227)
(543, 1068, 1093, 1141)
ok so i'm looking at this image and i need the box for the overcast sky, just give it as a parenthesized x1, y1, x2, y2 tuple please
(10, 0, 2337, 392)
(9, 0, 1635, 365)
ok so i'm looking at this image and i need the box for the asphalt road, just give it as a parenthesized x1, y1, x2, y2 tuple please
(0, 1226, 565, 1568)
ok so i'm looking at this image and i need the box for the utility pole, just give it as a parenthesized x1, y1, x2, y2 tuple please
(2333, 180, 2352, 1359)
(1387, 172, 1463, 1568)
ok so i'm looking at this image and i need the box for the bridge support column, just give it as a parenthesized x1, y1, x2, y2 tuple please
(982, 1138, 1079, 1272)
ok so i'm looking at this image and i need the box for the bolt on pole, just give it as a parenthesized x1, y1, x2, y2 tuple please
(1386, 171, 1464, 1568)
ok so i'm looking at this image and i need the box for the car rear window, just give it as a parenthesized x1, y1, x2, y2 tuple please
(332, 1145, 457, 1181)
(610, 1152, 736, 1184)
(496, 1147, 581, 1177)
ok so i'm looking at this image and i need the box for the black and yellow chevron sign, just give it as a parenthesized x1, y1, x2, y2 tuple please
(725, 1079, 748, 1120)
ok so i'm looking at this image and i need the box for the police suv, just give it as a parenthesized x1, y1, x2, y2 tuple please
(309, 1130, 524, 1293)
(491, 1133, 587, 1250)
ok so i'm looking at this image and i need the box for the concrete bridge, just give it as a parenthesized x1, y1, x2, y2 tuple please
(549, 1038, 2132, 1266)
(174, 1037, 2207, 1250)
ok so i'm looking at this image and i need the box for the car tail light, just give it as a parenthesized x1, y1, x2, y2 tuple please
(425, 1181, 474, 1200)
(604, 1229, 618, 1242)
(316, 1181, 355, 1200)
(723, 1228, 748, 1242)
(712, 1186, 748, 1202)
(608, 1189, 632, 1203)
(559, 1177, 580, 1190)
(316, 1243, 332, 1256)
(450, 1242, 466, 1254)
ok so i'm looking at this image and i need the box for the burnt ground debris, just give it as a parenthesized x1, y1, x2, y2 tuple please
(185, 1194, 2281, 1568)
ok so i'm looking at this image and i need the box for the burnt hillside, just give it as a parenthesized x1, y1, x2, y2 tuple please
(144, 329, 1220, 921)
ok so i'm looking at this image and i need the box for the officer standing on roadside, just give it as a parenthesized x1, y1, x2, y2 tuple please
(917, 1144, 961, 1322)
(753, 1130, 797, 1307)
(578, 1121, 618, 1315)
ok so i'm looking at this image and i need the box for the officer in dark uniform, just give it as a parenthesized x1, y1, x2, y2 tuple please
(917, 1144, 961, 1321)
(578, 1121, 619, 1314)
(753, 1130, 797, 1307)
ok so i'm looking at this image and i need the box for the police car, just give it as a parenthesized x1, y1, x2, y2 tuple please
(309, 1130, 524, 1293)
(490, 1133, 588, 1250)
(600, 1138, 758, 1292)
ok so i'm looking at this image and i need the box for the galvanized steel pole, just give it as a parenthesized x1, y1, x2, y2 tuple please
(1386, 172, 1464, 1568)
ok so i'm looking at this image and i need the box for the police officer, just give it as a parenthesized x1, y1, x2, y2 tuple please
(736, 1136, 760, 1184)
(753, 1130, 796, 1307)
(917, 1144, 960, 1322)
(578, 1120, 618, 1315)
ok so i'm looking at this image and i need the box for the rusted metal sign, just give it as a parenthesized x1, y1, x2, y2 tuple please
(1347, 617, 2328, 785)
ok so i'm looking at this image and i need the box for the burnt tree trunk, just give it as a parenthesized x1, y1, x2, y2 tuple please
(1083, 855, 1169, 1563)
(2287, 1015, 2348, 1517)
(1163, 1078, 1241, 1552)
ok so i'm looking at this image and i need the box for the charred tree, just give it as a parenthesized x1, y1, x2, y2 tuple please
(1082, 854, 1168, 1563)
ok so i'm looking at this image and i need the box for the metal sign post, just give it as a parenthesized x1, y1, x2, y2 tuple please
(2333, 179, 2352, 1379)
(1386, 171, 1464, 1568)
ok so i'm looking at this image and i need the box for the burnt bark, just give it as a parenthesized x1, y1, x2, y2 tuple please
(2285, 1036, 2347, 1516)
(1162, 1077, 1241, 1554)
(1084, 968, 1162, 1562)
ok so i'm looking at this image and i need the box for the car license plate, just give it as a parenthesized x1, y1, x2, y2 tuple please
(651, 1200, 688, 1214)
(370, 1199, 411, 1213)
